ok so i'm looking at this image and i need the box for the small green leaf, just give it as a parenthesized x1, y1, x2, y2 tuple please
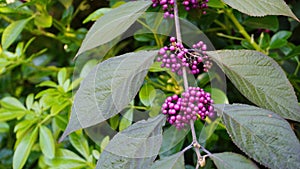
(210, 152, 258, 169)
(209, 88, 228, 104)
(100, 136, 110, 153)
(96, 115, 165, 168)
(39, 125, 55, 159)
(58, 68, 67, 86)
(208, 50, 300, 122)
(0, 122, 9, 133)
(139, 83, 156, 106)
(207, 0, 225, 8)
(1, 97, 26, 111)
(269, 31, 292, 49)
(58, 0, 73, 9)
(83, 8, 112, 24)
(69, 131, 90, 159)
(119, 108, 133, 131)
(37, 81, 58, 88)
(13, 127, 38, 169)
(222, 0, 299, 21)
(26, 94, 34, 110)
(0, 110, 25, 122)
(34, 13, 52, 28)
(243, 16, 279, 32)
(214, 104, 300, 169)
(150, 152, 185, 169)
(1, 17, 32, 50)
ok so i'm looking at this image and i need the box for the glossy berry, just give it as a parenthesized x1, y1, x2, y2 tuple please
(161, 87, 214, 129)
(156, 37, 212, 75)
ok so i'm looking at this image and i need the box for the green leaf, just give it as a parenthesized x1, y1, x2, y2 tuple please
(208, 50, 300, 122)
(44, 148, 87, 168)
(198, 118, 222, 145)
(96, 115, 165, 169)
(269, 30, 292, 49)
(34, 13, 52, 28)
(83, 8, 112, 24)
(214, 104, 300, 169)
(210, 152, 258, 169)
(207, 0, 225, 8)
(0, 122, 9, 133)
(13, 127, 38, 169)
(58, 0, 73, 9)
(69, 131, 90, 159)
(119, 108, 133, 131)
(37, 80, 58, 88)
(1, 17, 32, 50)
(139, 83, 156, 106)
(222, 0, 299, 21)
(242, 16, 279, 32)
(1, 97, 26, 111)
(60, 50, 157, 141)
(58, 68, 67, 86)
(150, 152, 184, 169)
(26, 94, 34, 110)
(0, 110, 25, 122)
(39, 125, 55, 159)
(209, 88, 228, 104)
(100, 136, 110, 153)
(74, 1, 151, 59)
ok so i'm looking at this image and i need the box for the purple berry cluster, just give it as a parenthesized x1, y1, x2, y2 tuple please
(162, 87, 214, 129)
(156, 37, 212, 75)
(152, 0, 209, 18)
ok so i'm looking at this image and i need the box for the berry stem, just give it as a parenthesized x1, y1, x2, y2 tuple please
(173, 1, 202, 168)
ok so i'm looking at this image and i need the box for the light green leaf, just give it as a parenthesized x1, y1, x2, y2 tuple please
(34, 13, 53, 28)
(44, 148, 87, 168)
(69, 131, 90, 159)
(208, 50, 300, 122)
(100, 136, 110, 153)
(0, 110, 25, 122)
(150, 152, 184, 169)
(39, 125, 55, 159)
(37, 81, 58, 88)
(1, 97, 26, 111)
(210, 152, 258, 169)
(96, 115, 165, 169)
(26, 94, 34, 110)
(210, 88, 228, 104)
(74, 1, 151, 59)
(139, 83, 156, 107)
(60, 50, 157, 141)
(83, 8, 112, 24)
(58, 68, 67, 86)
(58, 0, 73, 9)
(214, 104, 300, 169)
(119, 109, 133, 131)
(13, 127, 38, 169)
(0, 122, 9, 133)
(1, 17, 32, 50)
(222, 0, 299, 21)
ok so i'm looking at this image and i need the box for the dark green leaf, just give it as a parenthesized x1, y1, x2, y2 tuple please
(1, 17, 32, 50)
(242, 16, 279, 32)
(74, 1, 151, 58)
(96, 115, 165, 169)
(214, 104, 300, 169)
(60, 50, 157, 141)
(269, 31, 292, 49)
(150, 152, 184, 169)
(208, 50, 300, 122)
(139, 83, 156, 106)
(210, 152, 258, 169)
(39, 125, 55, 159)
(13, 127, 38, 169)
(69, 131, 90, 159)
(222, 0, 299, 21)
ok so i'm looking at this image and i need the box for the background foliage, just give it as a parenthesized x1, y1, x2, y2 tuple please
(0, 0, 299, 168)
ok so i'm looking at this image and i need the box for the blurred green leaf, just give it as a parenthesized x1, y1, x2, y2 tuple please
(26, 94, 34, 110)
(39, 125, 55, 159)
(269, 31, 292, 49)
(0, 110, 25, 122)
(139, 83, 156, 107)
(1, 97, 26, 111)
(209, 88, 228, 104)
(58, 68, 67, 86)
(119, 108, 133, 131)
(1, 17, 32, 50)
(69, 131, 90, 159)
(211, 152, 258, 169)
(243, 16, 279, 32)
(34, 13, 52, 28)
(83, 8, 112, 24)
(100, 136, 110, 153)
(0, 122, 9, 133)
(13, 127, 38, 169)
(207, 0, 225, 8)
(59, 0, 73, 9)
